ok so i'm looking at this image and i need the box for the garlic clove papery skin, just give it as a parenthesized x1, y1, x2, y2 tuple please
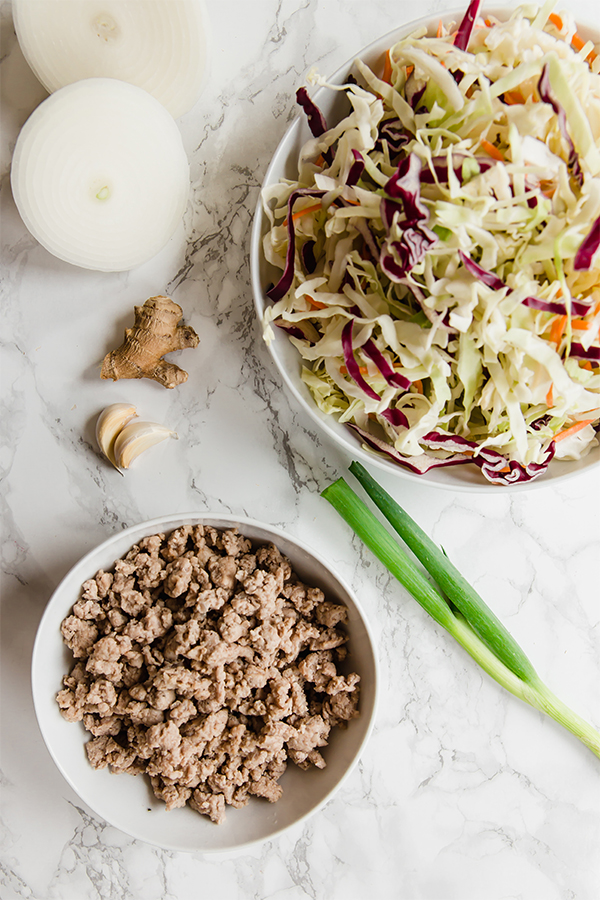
(96, 403, 138, 467)
(113, 421, 177, 470)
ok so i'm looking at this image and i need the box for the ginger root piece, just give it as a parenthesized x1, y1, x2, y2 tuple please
(101, 296, 199, 389)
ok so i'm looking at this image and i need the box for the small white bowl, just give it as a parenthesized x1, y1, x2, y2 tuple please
(250, 7, 600, 492)
(32, 513, 378, 853)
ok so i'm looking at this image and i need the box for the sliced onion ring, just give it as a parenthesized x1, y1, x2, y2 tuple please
(10, 78, 190, 272)
(13, 0, 210, 119)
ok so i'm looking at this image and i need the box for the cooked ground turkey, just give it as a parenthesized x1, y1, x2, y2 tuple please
(56, 525, 360, 824)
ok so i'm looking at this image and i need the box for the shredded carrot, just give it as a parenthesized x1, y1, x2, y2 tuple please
(546, 384, 554, 407)
(571, 317, 597, 330)
(540, 180, 557, 198)
(292, 202, 322, 222)
(548, 12, 597, 64)
(405, 65, 414, 78)
(382, 49, 393, 84)
(583, 361, 594, 371)
(503, 90, 525, 105)
(554, 419, 594, 442)
(412, 380, 423, 394)
(306, 296, 327, 310)
(570, 31, 598, 63)
(480, 139, 505, 161)
(571, 32, 585, 51)
(315, 154, 325, 167)
(484, 18, 492, 27)
(548, 12, 563, 31)
(549, 314, 567, 345)
(436, 19, 443, 38)
(284, 202, 322, 225)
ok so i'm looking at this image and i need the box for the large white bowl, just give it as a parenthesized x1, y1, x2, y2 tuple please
(250, 7, 600, 492)
(32, 513, 378, 853)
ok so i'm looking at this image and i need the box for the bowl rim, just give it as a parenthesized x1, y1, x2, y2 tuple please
(250, 6, 600, 494)
(31, 511, 379, 853)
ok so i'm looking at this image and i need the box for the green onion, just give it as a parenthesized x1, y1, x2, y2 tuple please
(349, 461, 537, 684)
(321, 468, 600, 759)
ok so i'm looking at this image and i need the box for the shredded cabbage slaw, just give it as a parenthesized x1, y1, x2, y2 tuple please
(260, 0, 600, 484)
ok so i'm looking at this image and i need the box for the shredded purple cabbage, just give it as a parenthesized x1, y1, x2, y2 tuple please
(377, 118, 411, 153)
(537, 65, 583, 185)
(340, 322, 415, 421)
(347, 423, 475, 473)
(342, 272, 357, 293)
(530, 414, 552, 431)
(453, 0, 482, 52)
(574, 215, 600, 270)
(570, 343, 600, 361)
(380, 197, 404, 233)
(459, 251, 592, 316)
(362, 339, 411, 390)
(379, 249, 406, 282)
(296, 87, 328, 137)
(381, 407, 410, 428)
(379, 154, 437, 280)
(523, 295, 591, 316)
(420, 155, 493, 185)
(348, 423, 554, 484)
(381, 227, 436, 281)
(296, 87, 334, 165)
(384, 154, 429, 221)
(347, 149, 365, 186)
(459, 250, 505, 290)
(276, 322, 307, 340)
(409, 84, 427, 111)
(341, 320, 381, 402)
(301, 240, 317, 274)
(266, 189, 327, 302)
(422, 432, 555, 484)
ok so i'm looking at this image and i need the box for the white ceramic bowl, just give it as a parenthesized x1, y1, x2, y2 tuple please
(32, 513, 378, 853)
(250, 7, 600, 493)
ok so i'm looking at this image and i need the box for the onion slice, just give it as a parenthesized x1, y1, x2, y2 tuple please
(10, 78, 190, 272)
(13, 0, 210, 119)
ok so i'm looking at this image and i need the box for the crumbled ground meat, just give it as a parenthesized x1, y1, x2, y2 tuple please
(57, 525, 360, 824)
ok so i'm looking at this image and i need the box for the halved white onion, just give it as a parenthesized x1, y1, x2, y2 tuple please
(12, 0, 210, 119)
(10, 78, 190, 271)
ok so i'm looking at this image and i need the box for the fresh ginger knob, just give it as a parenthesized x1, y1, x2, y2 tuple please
(101, 295, 199, 388)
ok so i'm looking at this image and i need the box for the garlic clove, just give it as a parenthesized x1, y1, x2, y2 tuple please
(96, 403, 138, 467)
(113, 421, 177, 469)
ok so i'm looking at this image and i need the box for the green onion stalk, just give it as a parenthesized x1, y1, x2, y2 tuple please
(321, 461, 600, 758)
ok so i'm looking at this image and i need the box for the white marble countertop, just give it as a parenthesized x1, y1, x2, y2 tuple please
(1, 1, 599, 898)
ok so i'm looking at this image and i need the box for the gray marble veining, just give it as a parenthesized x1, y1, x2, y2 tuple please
(1, 1, 599, 898)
